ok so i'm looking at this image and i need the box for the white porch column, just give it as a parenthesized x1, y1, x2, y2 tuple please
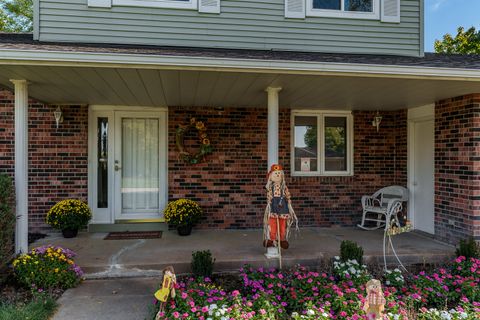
(11, 79, 29, 254)
(266, 87, 282, 168)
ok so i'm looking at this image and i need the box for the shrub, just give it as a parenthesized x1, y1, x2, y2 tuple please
(340, 240, 364, 265)
(0, 174, 15, 273)
(191, 250, 215, 278)
(384, 268, 405, 288)
(164, 199, 202, 226)
(46, 199, 92, 230)
(291, 302, 332, 320)
(455, 237, 479, 259)
(13, 245, 84, 290)
(332, 256, 371, 285)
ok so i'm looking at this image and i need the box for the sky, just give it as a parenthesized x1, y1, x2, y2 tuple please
(425, 0, 480, 52)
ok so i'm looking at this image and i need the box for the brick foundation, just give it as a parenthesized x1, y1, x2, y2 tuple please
(435, 94, 480, 243)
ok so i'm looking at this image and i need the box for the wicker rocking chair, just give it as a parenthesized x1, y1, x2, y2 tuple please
(358, 186, 409, 230)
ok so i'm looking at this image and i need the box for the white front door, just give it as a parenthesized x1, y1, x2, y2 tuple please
(114, 112, 167, 220)
(410, 118, 435, 234)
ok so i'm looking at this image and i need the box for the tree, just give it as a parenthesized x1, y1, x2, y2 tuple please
(303, 126, 345, 155)
(304, 126, 317, 148)
(0, 0, 33, 33)
(434, 26, 480, 54)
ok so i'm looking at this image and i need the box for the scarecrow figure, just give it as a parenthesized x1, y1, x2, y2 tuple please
(155, 266, 177, 319)
(263, 164, 298, 250)
(363, 279, 386, 320)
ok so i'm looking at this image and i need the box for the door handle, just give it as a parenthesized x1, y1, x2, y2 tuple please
(114, 160, 122, 171)
(413, 182, 418, 186)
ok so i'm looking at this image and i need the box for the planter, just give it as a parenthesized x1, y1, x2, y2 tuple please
(177, 225, 193, 236)
(61, 228, 78, 238)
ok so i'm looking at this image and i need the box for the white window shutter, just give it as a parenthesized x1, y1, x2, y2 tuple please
(198, 0, 220, 13)
(381, 0, 400, 23)
(88, 0, 111, 8)
(285, 0, 305, 19)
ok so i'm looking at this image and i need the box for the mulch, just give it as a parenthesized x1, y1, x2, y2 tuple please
(104, 231, 162, 240)
(28, 232, 47, 245)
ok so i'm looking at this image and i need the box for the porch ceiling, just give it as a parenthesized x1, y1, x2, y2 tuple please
(1, 64, 480, 110)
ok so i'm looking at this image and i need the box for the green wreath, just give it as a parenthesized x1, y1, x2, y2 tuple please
(175, 118, 213, 164)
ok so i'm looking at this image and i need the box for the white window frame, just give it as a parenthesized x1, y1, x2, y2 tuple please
(113, 0, 197, 10)
(291, 110, 354, 177)
(306, 0, 380, 20)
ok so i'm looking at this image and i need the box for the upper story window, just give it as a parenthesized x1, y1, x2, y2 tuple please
(112, 0, 198, 10)
(307, 0, 379, 19)
(292, 111, 353, 176)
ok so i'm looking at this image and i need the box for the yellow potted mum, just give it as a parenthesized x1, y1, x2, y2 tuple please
(46, 199, 92, 238)
(163, 199, 202, 236)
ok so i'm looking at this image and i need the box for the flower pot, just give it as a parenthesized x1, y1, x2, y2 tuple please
(177, 225, 193, 236)
(62, 228, 78, 238)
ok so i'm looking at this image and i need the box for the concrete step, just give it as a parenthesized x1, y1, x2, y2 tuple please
(82, 252, 451, 280)
(32, 228, 455, 280)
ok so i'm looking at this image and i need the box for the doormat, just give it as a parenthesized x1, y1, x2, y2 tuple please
(104, 231, 162, 240)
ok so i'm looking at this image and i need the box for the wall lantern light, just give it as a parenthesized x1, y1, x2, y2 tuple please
(54, 106, 63, 128)
(372, 111, 382, 132)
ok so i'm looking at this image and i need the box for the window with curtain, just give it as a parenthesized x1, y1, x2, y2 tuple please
(121, 118, 160, 213)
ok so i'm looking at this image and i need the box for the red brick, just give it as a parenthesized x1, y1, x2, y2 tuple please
(435, 93, 480, 243)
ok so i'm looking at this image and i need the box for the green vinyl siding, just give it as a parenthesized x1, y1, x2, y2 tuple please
(38, 0, 422, 56)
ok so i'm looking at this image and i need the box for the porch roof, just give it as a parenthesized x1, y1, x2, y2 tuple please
(2, 34, 480, 109)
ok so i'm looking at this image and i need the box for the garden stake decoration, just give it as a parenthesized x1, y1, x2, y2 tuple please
(383, 200, 409, 272)
(263, 164, 298, 267)
(363, 279, 386, 320)
(154, 266, 177, 319)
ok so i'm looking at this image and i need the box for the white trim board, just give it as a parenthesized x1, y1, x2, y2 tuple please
(408, 104, 434, 120)
(1, 49, 480, 81)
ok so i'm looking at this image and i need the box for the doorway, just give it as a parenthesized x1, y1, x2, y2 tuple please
(408, 105, 435, 234)
(88, 107, 168, 224)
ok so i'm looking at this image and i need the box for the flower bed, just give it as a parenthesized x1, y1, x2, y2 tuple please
(2, 245, 83, 320)
(13, 245, 84, 290)
(151, 256, 480, 319)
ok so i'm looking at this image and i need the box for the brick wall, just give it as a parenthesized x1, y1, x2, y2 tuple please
(168, 107, 268, 228)
(0, 89, 88, 232)
(28, 103, 88, 231)
(169, 107, 408, 229)
(2, 88, 408, 232)
(280, 110, 407, 227)
(435, 94, 480, 243)
(0, 90, 15, 176)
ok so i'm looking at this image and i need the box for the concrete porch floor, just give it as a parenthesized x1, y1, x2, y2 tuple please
(32, 228, 454, 279)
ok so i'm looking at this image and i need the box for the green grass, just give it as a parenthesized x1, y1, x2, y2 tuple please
(0, 296, 57, 320)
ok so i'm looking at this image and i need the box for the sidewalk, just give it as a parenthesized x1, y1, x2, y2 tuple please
(52, 278, 157, 320)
